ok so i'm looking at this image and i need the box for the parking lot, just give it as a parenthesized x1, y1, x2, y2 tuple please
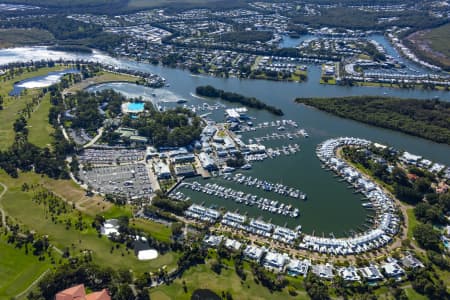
(78, 149, 145, 165)
(80, 163, 152, 199)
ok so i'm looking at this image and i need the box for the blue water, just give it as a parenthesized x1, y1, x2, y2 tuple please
(279, 34, 315, 48)
(127, 102, 144, 112)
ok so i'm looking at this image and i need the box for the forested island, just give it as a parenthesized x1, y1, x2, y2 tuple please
(296, 96, 450, 144)
(196, 85, 283, 116)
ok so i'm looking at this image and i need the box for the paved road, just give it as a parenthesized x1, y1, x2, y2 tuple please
(83, 127, 104, 148)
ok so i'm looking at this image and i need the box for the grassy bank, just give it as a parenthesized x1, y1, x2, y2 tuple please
(150, 261, 308, 300)
(64, 71, 139, 94)
(0, 170, 179, 274)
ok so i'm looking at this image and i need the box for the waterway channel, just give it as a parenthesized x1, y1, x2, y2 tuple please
(1, 46, 449, 237)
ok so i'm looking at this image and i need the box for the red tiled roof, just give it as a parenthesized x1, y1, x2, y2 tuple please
(86, 289, 111, 300)
(55, 284, 86, 300)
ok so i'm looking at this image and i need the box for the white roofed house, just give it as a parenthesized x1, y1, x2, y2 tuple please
(203, 235, 223, 247)
(381, 258, 405, 279)
(263, 250, 289, 272)
(224, 238, 242, 251)
(400, 253, 424, 269)
(338, 266, 361, 282)
(287, 259, 311, 277)
(243, 244, 266, 262)
(359, 265, 384, 282)
(311, 263, 334, 280)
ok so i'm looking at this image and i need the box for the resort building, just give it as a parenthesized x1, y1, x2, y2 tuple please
(55, 284, 110, 300)
(198, 152, 217, 171)
(154, 161, 171, 179)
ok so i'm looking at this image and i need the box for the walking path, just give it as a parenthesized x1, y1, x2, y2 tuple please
(0, 182, 9, 230)
(15, 269, 51, 299)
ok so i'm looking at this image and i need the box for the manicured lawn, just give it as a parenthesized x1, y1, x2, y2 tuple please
(131, 218, 172, 243)
(0, 66, 65, 150)
(0, 238, 51, 299)
(150, 262, 309, 300)
(407, 208, 418, 240)
(28, 93, 54, 148)
(65, 71, 139, 94)
(0, 170, 179, 274)
(404, 287, 428, 300)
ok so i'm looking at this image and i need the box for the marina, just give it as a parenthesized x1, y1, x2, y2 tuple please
(1, 47, 449, 237)
(222, 173, 306, 200)
(177, 181, 300, 218)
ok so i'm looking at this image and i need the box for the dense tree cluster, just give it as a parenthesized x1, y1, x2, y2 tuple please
(413, 223, 442, 252)
(296, 97, 450, 144)
(65, 89, 127, 134)
(124, 105, 203, 148)
(0, 16, 125, 51)
(196, 85, 284, 116)
(219, 31, 273, 43)
(304, 273, 330, 300)
(295, 7, 446, 31)
(407, 268, 448, 299)
(251, 264, 288, 292)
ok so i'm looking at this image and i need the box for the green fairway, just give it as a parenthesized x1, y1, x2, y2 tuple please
(0, 170, 180, 274)
(0, 66, 65, 150)
(131, 218, 172, 243)
(150, 261, 309, 300)
(407, 208, 418, 240)
(28, 93, 54, 148)
(0, 238, 51, 299)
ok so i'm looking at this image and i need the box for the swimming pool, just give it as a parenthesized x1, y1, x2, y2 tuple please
(126, 102, 145, 113)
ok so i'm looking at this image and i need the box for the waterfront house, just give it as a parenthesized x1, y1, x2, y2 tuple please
(244, 244, 266, 262)
(359, 265, 384, 282)
(263, 250, 289, 272)
(286, 259, 311, 277)
(224, 238, 242, 251)
(311, 263, 334, 280)
(381, 258, 405, 279)
(338, 266, 361, 281)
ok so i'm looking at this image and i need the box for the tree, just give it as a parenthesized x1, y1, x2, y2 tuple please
(413, 223, 441, 251)
(304, 273, 330, 300)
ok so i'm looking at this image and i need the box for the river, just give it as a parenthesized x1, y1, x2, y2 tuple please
(1, 46, 449, 237)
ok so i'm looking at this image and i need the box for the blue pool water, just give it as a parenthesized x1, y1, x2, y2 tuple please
(127, 102, 145, 112)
